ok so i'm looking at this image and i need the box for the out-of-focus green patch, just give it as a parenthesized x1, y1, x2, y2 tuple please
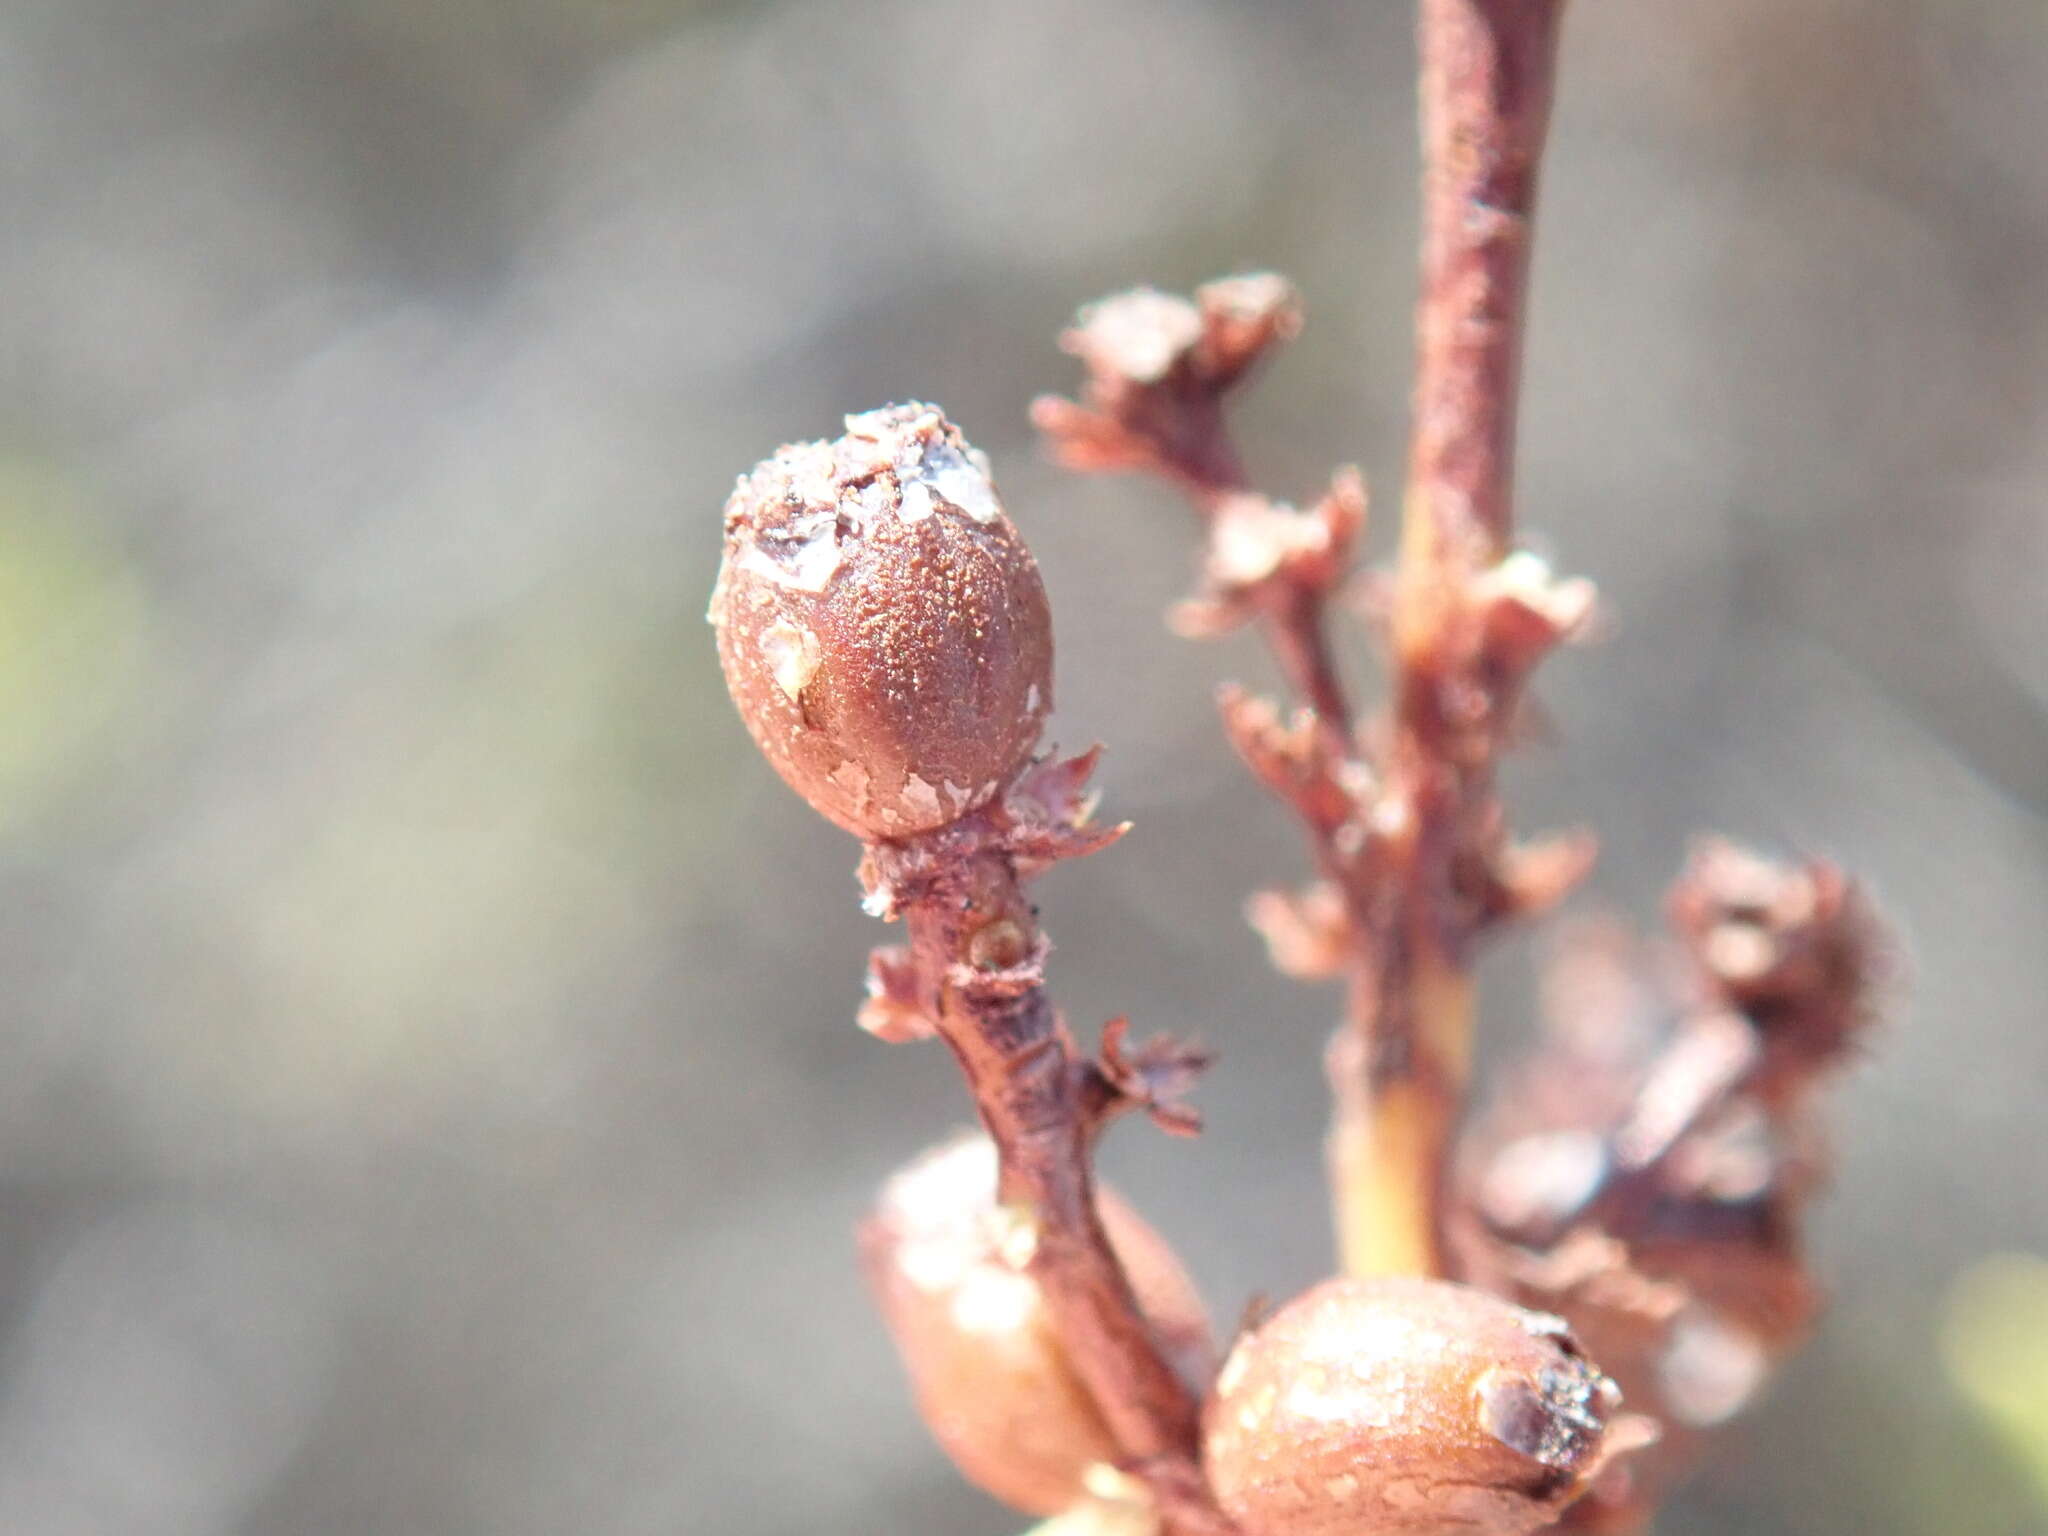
(0, 460, 149, 837)
(1942, 1252, 2048, 1509)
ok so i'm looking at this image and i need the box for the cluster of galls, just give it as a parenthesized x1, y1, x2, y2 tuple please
(1450, 843, 1883, 1527)
(863, 1133, 1633, 1534)
(713, 405, 1637, 1534)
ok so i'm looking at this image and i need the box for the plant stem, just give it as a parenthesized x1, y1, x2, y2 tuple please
(1402, 0, 1563, 569)
(1258, 581, 1354, 735)
(888, 824, 1210, 1520)
(1333, 0, 1566, 1278)
(1032, 0, 1571, 1287)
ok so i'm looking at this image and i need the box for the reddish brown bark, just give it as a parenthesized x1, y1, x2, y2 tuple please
(1035, 0, 1579, 1285)
(1404, 0, 1565, 569)
(861, 788, 1228, 1534)
(1362, 0, 1567, 1276)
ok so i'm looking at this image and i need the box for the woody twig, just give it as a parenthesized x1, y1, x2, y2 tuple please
(1036, 0, 1586, 1280)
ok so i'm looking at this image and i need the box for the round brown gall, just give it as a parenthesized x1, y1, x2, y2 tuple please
(861, 1133, 1213, 1515)
(710, 404, 1053, 839)
(1203, 1274, 1619, 1536)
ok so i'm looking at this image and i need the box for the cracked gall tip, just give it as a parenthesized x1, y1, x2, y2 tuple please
(710, 404, 1054, 841)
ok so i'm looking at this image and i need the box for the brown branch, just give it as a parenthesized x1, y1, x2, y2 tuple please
(1333, 0, 1569, 1278)
(714, 406, 1225, 1531)
(1403, 0, 1564, 569)
(1034, 0, 1576, 1285)
(1256, 580, 1354, 735)
(861, 774, 1222, 1533)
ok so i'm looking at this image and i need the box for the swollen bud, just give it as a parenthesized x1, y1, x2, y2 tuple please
(710, 404, 1054, 839)
(1203, 1275, 1621, 1536)
(861, 1133, 1214, 1516)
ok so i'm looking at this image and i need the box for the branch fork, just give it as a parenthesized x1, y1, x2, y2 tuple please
(1033, 0, 1586, 1285)
(714, 3, 1892, 1532)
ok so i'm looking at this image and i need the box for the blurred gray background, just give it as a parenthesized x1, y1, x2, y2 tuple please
(2, 0, 2046, 1532)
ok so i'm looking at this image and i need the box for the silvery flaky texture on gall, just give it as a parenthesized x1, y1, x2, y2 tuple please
(710, 404, 1051, 841)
